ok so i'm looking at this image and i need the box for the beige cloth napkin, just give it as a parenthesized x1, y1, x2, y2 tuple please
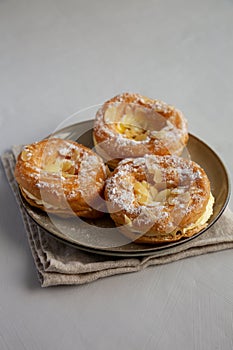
(1, 149, 233, 287)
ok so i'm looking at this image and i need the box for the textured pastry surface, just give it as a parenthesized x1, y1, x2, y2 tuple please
(15, 138, 108, 218)
(104, 155, 214, 243)
(93, 92, 188, 168)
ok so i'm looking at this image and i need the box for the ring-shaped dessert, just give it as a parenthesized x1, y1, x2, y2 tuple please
(15, 138, 108, 218)
(104, 155, 214, 243)
(93, 93, 189, 168)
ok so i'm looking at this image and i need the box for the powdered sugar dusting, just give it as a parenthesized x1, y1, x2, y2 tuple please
(105, 154, 209, 233)
(15, 138, 107, 206)
(93, 93, 188, 161)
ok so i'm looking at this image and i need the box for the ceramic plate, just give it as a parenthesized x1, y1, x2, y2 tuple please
(19, 120, 230, 257)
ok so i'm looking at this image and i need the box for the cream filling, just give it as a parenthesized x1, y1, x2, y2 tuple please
(21, 187, 61, 210)
(182, 192, 215, 234)
(144, 192, 215, 238)
(125, 192, 215, 238)
(22, 183, 214, 237)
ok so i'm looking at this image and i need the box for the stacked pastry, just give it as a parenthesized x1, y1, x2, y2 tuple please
(15, 92, 214, 243)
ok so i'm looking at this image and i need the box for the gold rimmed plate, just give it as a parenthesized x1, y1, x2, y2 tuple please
(19, 120, 230, 257)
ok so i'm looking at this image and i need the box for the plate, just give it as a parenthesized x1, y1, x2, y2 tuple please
(19, 120, 230, 257)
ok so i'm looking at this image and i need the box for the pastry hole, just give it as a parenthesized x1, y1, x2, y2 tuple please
(104, 104, 149, 141)
(134, 180, 172, 205)
(154, 189, 171, 202)
(43, 161, 61, 173)
(134, 180, 150, 205)
(62, 160, 75, 175)
(104, 102, 169, 141)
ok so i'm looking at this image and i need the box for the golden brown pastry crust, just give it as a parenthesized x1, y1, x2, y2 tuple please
(15, 138, 108, 218)
(104, 155, 212, 243)
(93, 93, 188, 168)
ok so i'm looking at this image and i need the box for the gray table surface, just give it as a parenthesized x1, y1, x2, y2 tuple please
(0, 0, 233, 349)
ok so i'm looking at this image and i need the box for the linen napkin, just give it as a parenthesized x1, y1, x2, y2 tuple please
(1, 148, 233, 287)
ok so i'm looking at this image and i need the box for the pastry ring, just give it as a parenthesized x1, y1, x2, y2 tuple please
(104, 155, 214, 243)
(15, 138, 108, 218)
(93, 93, 188, 168)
